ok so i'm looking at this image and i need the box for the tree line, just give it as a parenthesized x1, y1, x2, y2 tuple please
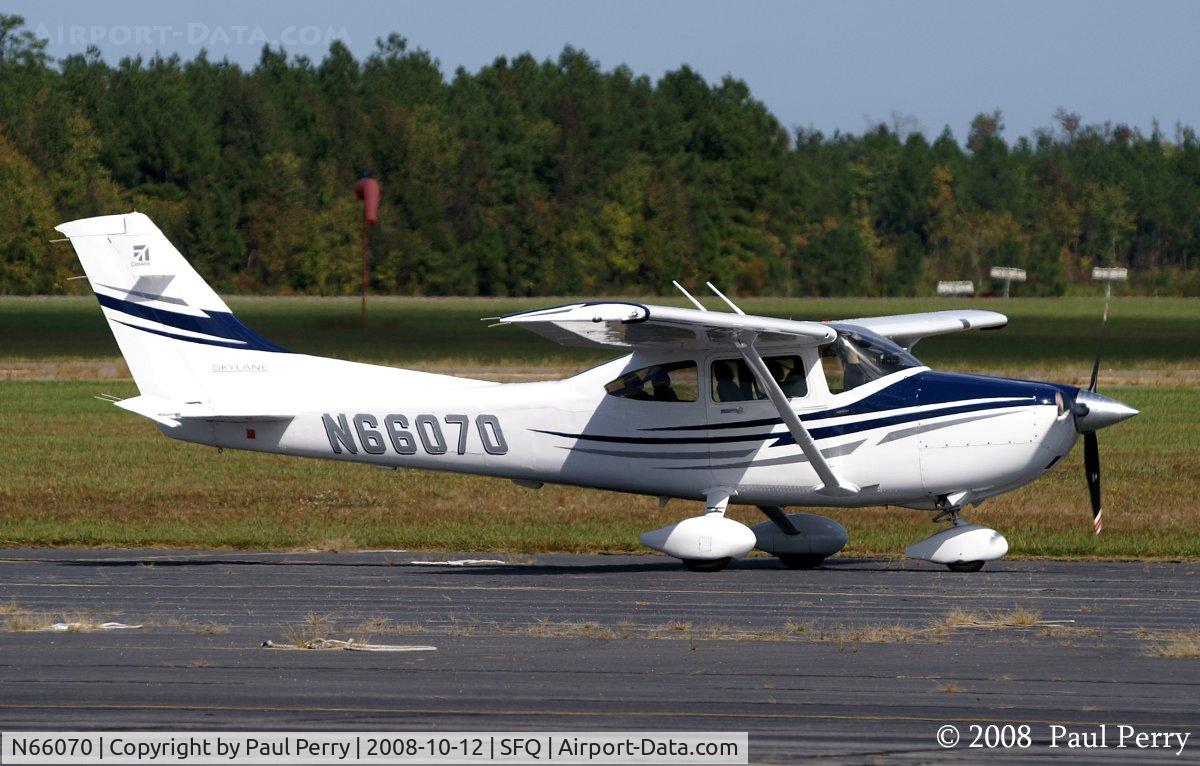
(1, 15, 1197, 297)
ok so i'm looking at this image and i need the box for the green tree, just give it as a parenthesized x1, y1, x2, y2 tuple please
(0, 15, 1197, 295)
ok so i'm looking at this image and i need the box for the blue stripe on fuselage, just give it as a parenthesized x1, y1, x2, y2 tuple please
(772, 398, 1033, 446)
(534, 398, 1036, 447)
(641, 370, 1057, 433)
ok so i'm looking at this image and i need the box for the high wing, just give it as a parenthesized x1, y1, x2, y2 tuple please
(497, 302, 836, 350)
(839, 309, 1007, 350)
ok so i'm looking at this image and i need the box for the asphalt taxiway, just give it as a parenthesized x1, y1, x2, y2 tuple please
(1, 550, 1198, 763)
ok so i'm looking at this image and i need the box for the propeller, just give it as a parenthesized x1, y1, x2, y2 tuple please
(1071, 289, 1137, 535)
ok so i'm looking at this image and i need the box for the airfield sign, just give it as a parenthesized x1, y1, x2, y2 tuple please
(936, 280, 975, 296)
(1092, 266, 1129, 299)
(989, 266, 1027, 298)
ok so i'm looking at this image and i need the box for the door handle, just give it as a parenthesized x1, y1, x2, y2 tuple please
(720, 407, 743, 414)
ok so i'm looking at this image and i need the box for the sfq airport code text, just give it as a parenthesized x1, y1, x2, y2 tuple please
(0, 732, 748, 764)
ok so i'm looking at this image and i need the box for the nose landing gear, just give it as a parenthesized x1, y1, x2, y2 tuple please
(905, 501, 1009, 572)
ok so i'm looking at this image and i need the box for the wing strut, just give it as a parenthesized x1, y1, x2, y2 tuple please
(705, 282, 745, 314)
(671, 281, 708, 311)
(735, 336, 859, 497)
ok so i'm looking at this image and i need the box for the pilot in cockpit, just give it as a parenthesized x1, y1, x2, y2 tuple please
(649, 366, 679, 402)
(620, 372, 650, 400)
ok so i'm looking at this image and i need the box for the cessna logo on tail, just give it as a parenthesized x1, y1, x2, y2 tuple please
(131, 243, 150, 267)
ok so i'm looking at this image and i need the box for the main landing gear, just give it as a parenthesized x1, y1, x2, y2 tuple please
(639, 490, 755, 573)
(752, 505, 848, 570)
(905, 502, 1009, 572)
(681, 557, 733, 573)
(946, 560, 986, 573)
(777, 553, 828, 570)
(639, 490, 849, 572)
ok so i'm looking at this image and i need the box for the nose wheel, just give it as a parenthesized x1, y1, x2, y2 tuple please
(946, 560, 986, 573)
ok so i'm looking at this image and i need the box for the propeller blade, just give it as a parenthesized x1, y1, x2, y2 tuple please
(1084, 431, 1102, 535)
(1088, 290, 1112, 393)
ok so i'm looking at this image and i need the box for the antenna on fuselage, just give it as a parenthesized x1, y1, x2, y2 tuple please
(705, 282, 745, 315)
(671, 280, 708, 311)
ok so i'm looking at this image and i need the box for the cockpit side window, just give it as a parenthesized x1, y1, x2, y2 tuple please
(821, 326, 921, 393)
(604, 361, 698, 402)
(710, 355, 808, 402)
(769, 355, 809, 398)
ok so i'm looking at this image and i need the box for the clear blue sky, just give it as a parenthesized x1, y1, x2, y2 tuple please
(12, 0, 1200, 141)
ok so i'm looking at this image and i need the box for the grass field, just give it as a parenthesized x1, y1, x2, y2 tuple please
(1, 296, 1198, 557)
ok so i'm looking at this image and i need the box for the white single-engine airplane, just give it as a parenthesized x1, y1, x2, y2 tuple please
(58, 213, 1138, 572)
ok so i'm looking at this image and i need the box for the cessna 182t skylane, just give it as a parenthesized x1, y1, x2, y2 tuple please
(58, 212, 1138, 572)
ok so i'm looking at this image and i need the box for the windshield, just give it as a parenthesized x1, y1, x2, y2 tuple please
(821, 325, 922, 393)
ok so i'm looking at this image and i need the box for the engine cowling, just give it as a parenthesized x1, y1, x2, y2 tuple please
(640, 515, 756, 561)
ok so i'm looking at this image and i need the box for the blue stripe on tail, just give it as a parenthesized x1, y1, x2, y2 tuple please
(96, 293, 290, 353)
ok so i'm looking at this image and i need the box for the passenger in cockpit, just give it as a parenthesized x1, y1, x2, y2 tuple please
(714, 361, 741, 402)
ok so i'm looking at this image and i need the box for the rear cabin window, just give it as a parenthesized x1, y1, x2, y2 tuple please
(604, 361, 699, 402)
(710, 355, 808, 402)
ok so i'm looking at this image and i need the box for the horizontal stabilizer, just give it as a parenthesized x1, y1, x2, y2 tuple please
(113, 395, 293, 428)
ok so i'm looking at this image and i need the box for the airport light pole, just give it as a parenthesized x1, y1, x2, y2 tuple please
(354, 177, 381, 326)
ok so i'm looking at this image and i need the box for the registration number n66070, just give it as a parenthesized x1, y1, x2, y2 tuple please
(322, 413, 508, 456)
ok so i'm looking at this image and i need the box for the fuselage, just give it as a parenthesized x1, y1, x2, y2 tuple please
(166, 349, 1079, 511)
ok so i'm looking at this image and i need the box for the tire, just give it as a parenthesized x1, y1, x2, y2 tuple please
(778, 554, 826, 570)
(681, 557, 732, 573)
(946, 560, 986, 573)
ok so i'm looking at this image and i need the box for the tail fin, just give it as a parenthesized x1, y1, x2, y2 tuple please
(55, 212, 288, 403)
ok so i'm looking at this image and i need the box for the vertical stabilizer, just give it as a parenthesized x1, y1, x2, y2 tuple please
(54, 212, 288, 403)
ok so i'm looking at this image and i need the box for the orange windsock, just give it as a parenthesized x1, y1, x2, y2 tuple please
(354, 177, 380, 224)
